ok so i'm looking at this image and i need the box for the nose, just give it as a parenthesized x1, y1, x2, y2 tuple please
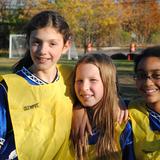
(144, 77, 154, 86)
(143, 74, 155, 82)
(39, 43, 47, 55)
(145, 75, 153, 80)
(81, 81, 90, 91)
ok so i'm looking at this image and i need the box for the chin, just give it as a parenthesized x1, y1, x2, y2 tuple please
(36, 65, 50, 70)
(82, 103, 93, 108)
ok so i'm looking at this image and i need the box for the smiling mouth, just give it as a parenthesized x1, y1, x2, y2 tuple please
(144, 89, 159, 95)
(37, 57, 49, 63)
(80, 94, 93, 100)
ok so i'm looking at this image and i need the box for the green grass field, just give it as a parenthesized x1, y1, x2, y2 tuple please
(0, 57, 140, 100)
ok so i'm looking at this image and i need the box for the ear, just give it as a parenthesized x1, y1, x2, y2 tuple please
(62, 40, 71, 54)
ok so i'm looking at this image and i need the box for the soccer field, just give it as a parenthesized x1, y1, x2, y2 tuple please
(0, 57, 139, 100)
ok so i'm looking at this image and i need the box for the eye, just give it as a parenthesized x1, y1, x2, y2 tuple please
(90, 78, 98, 82)
(49, 41, 57, 47)
(152, 73, 160, 79)
(31, 40, 40, 46)
(50, 43, 56, 46)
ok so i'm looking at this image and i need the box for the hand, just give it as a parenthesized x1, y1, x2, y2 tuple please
(71, 105, 92, 146)
(117, 97, 128, 124)
(74, 132, 88, 160)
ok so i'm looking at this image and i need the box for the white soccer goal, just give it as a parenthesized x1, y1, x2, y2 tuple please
(67, 41, 78, 60)
(9, 34, 26, 58)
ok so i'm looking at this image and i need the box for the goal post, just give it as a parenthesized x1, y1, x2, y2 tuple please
(67, 41, 78, 60)
(9, 34, 26, 58)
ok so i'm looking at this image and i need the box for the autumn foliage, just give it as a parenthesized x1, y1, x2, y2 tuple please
(1, 0, 160, 50)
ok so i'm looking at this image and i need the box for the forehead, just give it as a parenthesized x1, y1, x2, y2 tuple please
(137, 56, 160, 72)
(76, 63, 100, 76)
(30, 27, 63, 40)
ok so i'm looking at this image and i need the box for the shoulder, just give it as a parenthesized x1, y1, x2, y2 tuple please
(58, 64, 74, 74)
(0, 74, 26, 89)
(0, 74, 19, 80)
(128, 98, 148, 121)
(0, 75, 8, 92)
(57, 64, 74, 81)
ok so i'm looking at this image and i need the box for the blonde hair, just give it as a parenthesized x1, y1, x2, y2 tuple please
(72, 53, 119, 159)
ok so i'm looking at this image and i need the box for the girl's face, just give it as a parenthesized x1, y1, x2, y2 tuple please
(136, 57, 160, 108)
(75, 63, 104, 108)
(29, 26, 69, 72)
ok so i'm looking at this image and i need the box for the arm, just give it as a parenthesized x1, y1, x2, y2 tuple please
(120, 120, 136, 160)
(0, 82, 7, 149)
(71, 97, 128, 146)
(71, 105, 92, 146)
(0, 81, 17, 159)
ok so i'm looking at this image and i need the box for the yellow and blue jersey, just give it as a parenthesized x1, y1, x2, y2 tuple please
(0, 65, 73, 160)
(82, 100, 160, 160)
(120, 99, 160, 160)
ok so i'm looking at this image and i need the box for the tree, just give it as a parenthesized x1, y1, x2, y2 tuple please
(54, 0, 120, 53)
(120, 0, 160, 44)
(0, 0, 56, 49)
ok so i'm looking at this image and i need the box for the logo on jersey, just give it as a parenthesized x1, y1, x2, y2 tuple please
(23, 103, 39, 111)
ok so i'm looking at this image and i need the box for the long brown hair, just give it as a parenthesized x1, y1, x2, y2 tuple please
(72, 53, 119, 159)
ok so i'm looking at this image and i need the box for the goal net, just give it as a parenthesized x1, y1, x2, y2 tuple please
(9, 34, 26, 58)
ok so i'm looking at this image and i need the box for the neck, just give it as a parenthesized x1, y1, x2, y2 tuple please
(147, 103, 160, 113)
(29, 65, 57, 83)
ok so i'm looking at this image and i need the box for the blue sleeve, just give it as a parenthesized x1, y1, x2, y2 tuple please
(120, 120, 136, 160)
(149, 111, 160, 131)
(0, 81, 18, 160)
(0, 82, 7, 146)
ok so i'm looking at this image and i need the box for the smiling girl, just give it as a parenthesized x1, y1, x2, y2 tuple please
(122, 46, 160, 159)
(71, 53, 124, 159)
(0, 10, 73, 160)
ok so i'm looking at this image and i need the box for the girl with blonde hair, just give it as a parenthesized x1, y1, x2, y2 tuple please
(72, 53, 123, 159)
